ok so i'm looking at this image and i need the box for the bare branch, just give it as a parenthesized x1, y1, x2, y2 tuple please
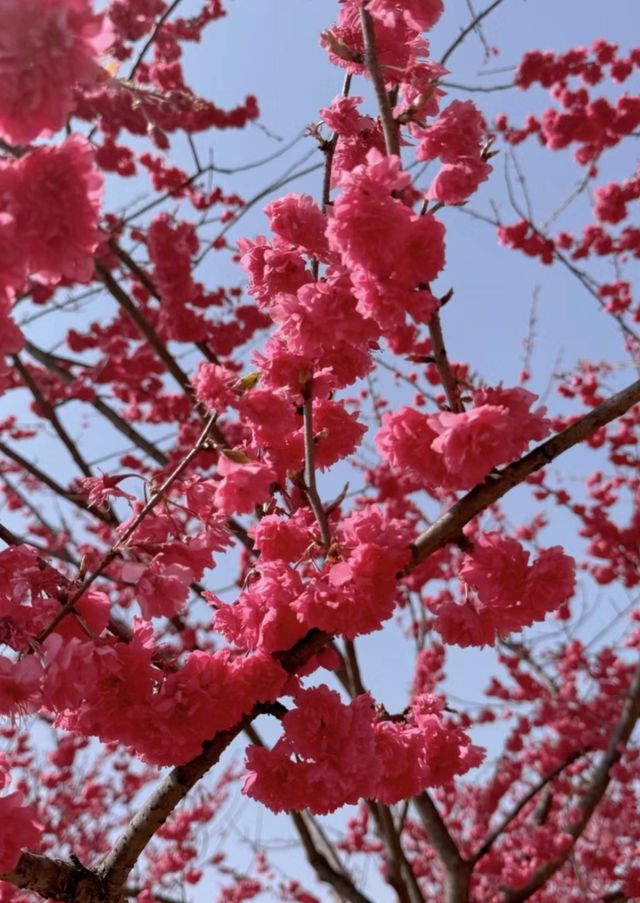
(412, 793, 471, 903)
(440, 0, 507, 67)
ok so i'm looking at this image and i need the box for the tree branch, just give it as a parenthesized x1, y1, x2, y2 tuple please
(409, 378, 640, 568)
(12, 354, 96, 479)
(24, 340, 170, 467)
(360, 6, 400, 157)
(301, 387, 331, 549)
(440, 0, 507, 66)
(412, 792, 471, 903)
(0, 439, 115, 527)
(427, 306, 465, 413)
(2, 852, 105, 903)
(290, 811, 374, 903)
(95, 261, 195, 404)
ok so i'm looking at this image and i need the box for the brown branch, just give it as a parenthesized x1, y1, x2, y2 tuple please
(0, 471, 75, 556)
(290, 812, 374, 903)
(359, 7, 400, 157)
(23, 341, 253, 553)
(12, 355, 95, 479)
(96, 261, 195, 403)
(320, 72, 352, 208)
(0, 439, 115, 527)
(24, 340, 170, 467)
(344, 639, 367, 697)
(127, 0, 184, 81)
(409, 378, 640, 568)
(412, 793, 470, 903)
(2, 851, 104, 903)
(106, 240, 220, 367)
(301, 387, 331, 549)
(97, 262, 233, 456)
(501, 660, 640, 902)
(0, 520, 22, 547)
(368, 801, 425, 903)
(428, 308, 465, 413)
(98, 714, 249, 899)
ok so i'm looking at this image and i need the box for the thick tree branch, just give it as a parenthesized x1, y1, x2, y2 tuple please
(412, 793, 471, 903)
(409, 378, 640, 568)
(2, 852, 105, 903)
(367, 801, 425, 903)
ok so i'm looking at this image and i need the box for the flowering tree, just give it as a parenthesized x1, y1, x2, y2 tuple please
(0, 0, 639, 901)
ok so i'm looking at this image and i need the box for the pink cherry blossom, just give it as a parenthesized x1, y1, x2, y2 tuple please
(0, 0, 109, 144)
(14, 137, 103, 284)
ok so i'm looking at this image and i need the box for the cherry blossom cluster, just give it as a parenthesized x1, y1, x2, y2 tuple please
(0, 0, 637, 899)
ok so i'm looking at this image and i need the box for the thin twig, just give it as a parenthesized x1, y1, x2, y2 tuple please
(302, 389, 331, 550)
(12, 355, 96, 479)
(36, 413, 220, 643)
(440, 0, 507, 67)
(0, 439, 114, 527)
(128, 0, 184, 81)
(24, 340, 170, 466)
(428, 308, 465, 413)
